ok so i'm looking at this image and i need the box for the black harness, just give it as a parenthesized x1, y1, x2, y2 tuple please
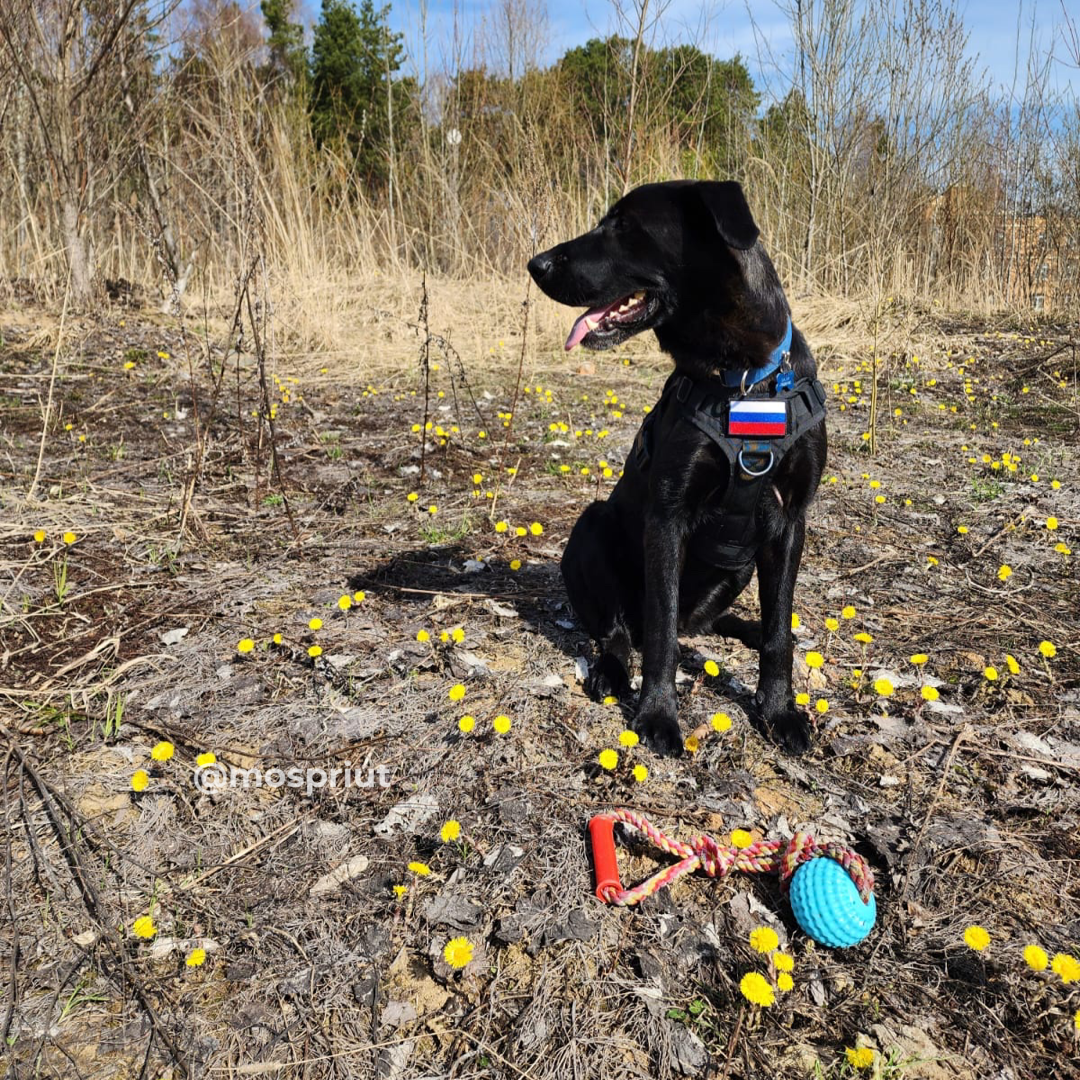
(632, 367, 827, 568)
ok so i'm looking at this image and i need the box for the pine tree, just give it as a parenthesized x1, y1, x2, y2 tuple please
(310, 0, 405, 185)
(262, 0, 307, 86)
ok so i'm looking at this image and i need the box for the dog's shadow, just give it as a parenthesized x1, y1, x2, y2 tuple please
(347, 543, 757, 721)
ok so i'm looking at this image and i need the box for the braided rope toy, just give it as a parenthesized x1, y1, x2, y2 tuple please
(589, 808, 877, 948)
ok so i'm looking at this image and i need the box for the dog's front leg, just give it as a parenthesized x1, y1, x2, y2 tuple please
(754, 517, 811, 753)
(634, 512, 686, 756)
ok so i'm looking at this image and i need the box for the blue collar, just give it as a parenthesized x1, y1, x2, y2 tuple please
(720, 318, 792, 390)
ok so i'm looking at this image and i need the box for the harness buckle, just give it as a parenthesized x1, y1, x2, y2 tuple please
(738, 447, 775, 477)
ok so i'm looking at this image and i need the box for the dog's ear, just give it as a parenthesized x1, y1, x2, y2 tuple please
(697, 181, 759, 250)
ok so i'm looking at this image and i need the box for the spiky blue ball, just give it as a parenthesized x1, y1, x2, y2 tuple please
(789, 857, 876, 948)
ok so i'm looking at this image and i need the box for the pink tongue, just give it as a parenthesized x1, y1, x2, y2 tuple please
(564, 299, 621, 352)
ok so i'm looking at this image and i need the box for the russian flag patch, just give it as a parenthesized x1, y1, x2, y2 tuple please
(728, 399, 787, 437)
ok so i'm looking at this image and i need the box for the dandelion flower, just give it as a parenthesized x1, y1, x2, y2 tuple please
(632, 764, 648, 782)
(841, 605, 856, 619)
(62, 531, 77, 544)
(873, 678, 894, 697)
(602, 695, 618, 705)
(791, 612, 801, 629)
(451, 627, 465, 643)
(750, 927, 780, 953)
(684, 735, 699, 753)
(910, 653, 928, 665)
(530, 522, 543, 536)
(515, 526, 527, 537)
(1046, 517, 1058, 530)
(776, 971, 794, 992)
(1024, 944, 1048, 971)
(406, 492, 419, 502)
(703, 659, 720, 677)
(921, 685, 940, 701)
(186, 947, 207, 967)
(393, 884, 407, 897)
(308, 644, 322, 658)
(598, 748, 618, 770)
(440, 820, 461, 842)
(1051, 953, 1080, 984)
(408, 861, 431, 876)
(353, 591, 365, 603)
(739, 971, 775, 1007)
(272, 632, 283, 645)
(984, 666, 998, 681)
(132, 916, 156, 939)
(151, 741, 174, 762)
(825, 617, 839, 632)
(509, 559, 522, 571)
(618, 730, 639, 747)
(845, 1048, 875, 1070)
(416, 629, 430, 642)
(774, 952, 794, 973)
(795, 692, 810, 706)
(997, 564, 1012, 582)
(33, 530, 46, 542)
(731, 829, 753, 849)
(493, 714, 511, 734)
(309, 617, 323, 631)
(805, 651, 824, 669)
(237, 638, 255, 654)
(815, 698, 829, 714)
(443, 936, 474, 969)
(711, 712, 732, 732)
(854, 632, 874, 644)
(338, 595, 352, 611)
(458, 715, 475, 733)
(131, 770, 149, 792)
(495, 520, 509, 533)
(448, 683, 466, 702)
(964, 925, 990, 951)
(1038, 640, 1057, 659)
(957, 525, 968, 534)
(1074, 1009, 1080, 1032)
(196, 752, 216, 767)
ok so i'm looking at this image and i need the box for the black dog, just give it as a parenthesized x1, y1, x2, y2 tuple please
(528, 180, 827, 755)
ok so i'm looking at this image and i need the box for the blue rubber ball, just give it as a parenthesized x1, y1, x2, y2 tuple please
(789, 857, 876, 948)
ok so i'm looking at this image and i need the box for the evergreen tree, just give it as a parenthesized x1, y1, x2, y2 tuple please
(262, 0, 307, 86)
(310, 0, 405, 185)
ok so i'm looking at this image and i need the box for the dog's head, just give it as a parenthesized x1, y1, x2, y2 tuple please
(528, 180, 784, 361)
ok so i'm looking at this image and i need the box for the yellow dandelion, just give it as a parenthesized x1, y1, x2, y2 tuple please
(443, 936, 474, 969)
(684, 735, 699, 753)
(530, 522, 544, 536)
(509, 559, 522, 571)
(186, 947, 207, 967)
(1004, 654, 1020, 675)
(632, 764, 648, 782)
(493, 714, 511, 734)
(739, 971, 775, 1007)
(997, 564, 1012, 582)
(1038, 640, 1057, 659)
(448, 683, 466, 701)
(846, 1048, 875, 1070)
(338, 595, 352, 611)
(791, 612, 801, 629)
(308, 645, 322, 658)
(910, 653, 928, 665)
(495, 520, 508, 533)
(33, 530, 46, 542)
(805, 651, 824, 668)
(515, 526, 527, 537)
(711, 712, 732, 732)
(795, 692, 810, 706)
(854, 632, 873, 644)
(131, 770, 149, 792)
(957, 525, 968, 534)
(1051, 953, 1080, 983)
(776, 971, 794, 992)
(750, 926, 780, 953)
(407, 492, 419, 502)
(309, 617, 323, 630)
(272, 632, 283, 645)
(598, 748, 619, 770)
(841, 605, 856, 619)
(132, 916, 156, 939)
(440, 820, 461, 843)
(151, 741, 174, 762)
(703, 659, 720, 677)
(964, 925, 990, 951)
(618, 730, 640, 747)
(774, 952, 794, 973)
(408, 861, 431, 876)
(196, 752, 216, 767)
(417, 629, 430, 642)
(393, 884, 407, 897)
(825, 617, 839, 632)
(921, 685, 940, 701)
(731, 829, 753, 849)
(458, 715, 475, 733)
(873, 678, 894, 697)
(1024, 944, 1048, 971)
(62, 531, 77, 544)
(1046, 517, 1058, 530)
(237, 637, 255, 654)
(815, 698, 829, 713)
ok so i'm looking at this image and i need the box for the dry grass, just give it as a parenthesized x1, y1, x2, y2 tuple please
(0, 287, 1078, 1080)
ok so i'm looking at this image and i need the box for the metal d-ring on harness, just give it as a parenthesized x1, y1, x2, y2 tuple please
(632, 319, 827, 568)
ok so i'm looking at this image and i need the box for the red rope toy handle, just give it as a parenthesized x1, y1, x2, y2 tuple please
(589, 808, 873, 906)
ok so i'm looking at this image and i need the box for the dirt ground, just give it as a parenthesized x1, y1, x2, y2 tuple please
(1, 283, 1078, 1080)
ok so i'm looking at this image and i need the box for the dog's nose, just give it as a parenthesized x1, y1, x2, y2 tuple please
(528, 251, 554, 282)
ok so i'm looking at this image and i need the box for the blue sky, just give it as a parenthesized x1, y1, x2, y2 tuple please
(292, 0, 1079, 99)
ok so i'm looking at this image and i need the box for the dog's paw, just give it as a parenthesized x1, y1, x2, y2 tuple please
(766, 706, 812, 755)
(633, 704, 684, 757)
(585, 654, 631, 700)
